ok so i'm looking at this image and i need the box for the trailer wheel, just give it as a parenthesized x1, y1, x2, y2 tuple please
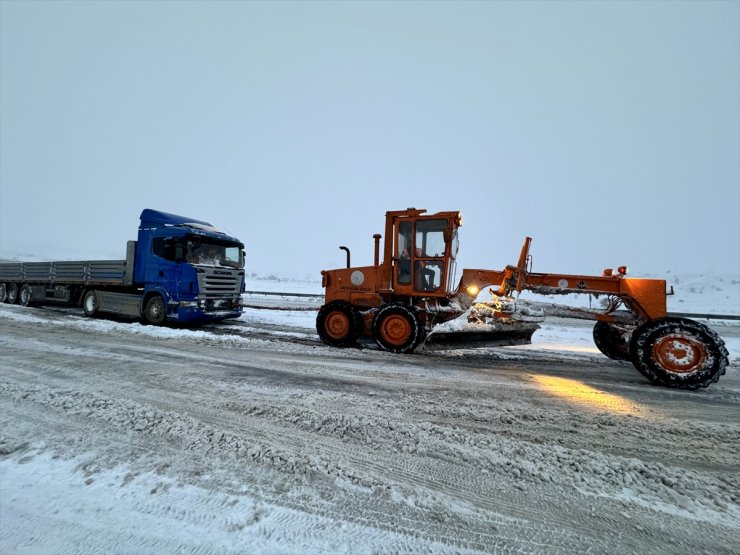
(373, 304, 423, 354)
(629, 317, 728, 389)
(593, 321, 632, 362)
(143, 295, 166, 325)
(7, 283, 19, 304)
(0, 283, 6, 303)
(82, 290, 99, 317)
(316, 300, 360, 347)
(19, 284, 33, 307)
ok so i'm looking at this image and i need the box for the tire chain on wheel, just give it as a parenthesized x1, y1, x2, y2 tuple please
(316, 300, 361, 347)
(593, 321, 633, 362)
(629, 316, 729, 389)
(372, 303, 425, 354)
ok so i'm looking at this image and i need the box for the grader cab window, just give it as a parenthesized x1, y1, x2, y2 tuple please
(397, 222, 412, 285)
(395, 219, 448, 292)
(415, 220, 446, 258)
(414, 219, 447, 292)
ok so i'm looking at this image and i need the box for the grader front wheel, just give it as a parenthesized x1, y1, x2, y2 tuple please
(593, 321, 632, 362)
(629, 317, 728, 389)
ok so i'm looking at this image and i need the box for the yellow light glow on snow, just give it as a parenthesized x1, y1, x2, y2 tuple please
(532, 375, 648, 417)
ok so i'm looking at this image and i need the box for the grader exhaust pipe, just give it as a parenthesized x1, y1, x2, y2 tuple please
(339, 246, 350, 268)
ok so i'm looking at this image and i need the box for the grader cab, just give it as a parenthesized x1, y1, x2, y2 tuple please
(317, 208, 729, 390)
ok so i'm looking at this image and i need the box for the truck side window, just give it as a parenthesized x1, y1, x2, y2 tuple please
(152, 237, 180, 262)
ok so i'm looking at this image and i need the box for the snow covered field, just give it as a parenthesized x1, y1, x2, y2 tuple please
(1, 274, 739, 554)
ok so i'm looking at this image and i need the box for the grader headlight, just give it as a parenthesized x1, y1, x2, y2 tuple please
(467, 285, 480, 297)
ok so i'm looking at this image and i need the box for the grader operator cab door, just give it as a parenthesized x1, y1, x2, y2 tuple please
(394, 217, 455, 296)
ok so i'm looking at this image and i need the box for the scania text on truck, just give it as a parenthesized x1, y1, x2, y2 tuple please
(0, 209, 246, 325)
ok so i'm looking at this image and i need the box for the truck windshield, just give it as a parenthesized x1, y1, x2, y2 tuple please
(186, 239, 243, 268)
(152, 236, 243, 268)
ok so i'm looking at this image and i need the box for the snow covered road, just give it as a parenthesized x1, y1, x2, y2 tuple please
(1, 303, 739, 554)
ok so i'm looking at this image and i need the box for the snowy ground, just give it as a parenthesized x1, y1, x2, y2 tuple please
(1, 274, 739, 554)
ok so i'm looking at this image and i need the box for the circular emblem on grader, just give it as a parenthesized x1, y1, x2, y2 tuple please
(557, 279, 569, 289)
(350, 270, 365, 286)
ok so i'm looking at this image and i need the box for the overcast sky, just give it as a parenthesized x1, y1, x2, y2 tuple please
(1, 0, 738, 279)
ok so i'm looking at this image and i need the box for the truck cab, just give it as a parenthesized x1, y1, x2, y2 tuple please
(136, 209, 245, 324)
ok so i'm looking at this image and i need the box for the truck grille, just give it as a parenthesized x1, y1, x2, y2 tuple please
(196, 268, 243, 297)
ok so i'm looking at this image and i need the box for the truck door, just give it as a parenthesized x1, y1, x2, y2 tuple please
(150, 236, 185, 301)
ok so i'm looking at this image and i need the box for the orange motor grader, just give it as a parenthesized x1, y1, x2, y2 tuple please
(317, 208, 728, 389)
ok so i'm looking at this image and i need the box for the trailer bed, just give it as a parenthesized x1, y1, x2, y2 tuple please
(0, 260, 129, 286)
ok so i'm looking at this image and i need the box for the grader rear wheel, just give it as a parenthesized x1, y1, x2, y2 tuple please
(316, 300, 360, 347)
(629, 317, 728, 389)
(372, 304, 425, 354)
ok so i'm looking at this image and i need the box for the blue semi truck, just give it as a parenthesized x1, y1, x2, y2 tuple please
(0, 209, 245, 325)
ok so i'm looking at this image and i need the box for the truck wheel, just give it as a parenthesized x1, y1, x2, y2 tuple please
(629, 317, 728, 389)
(373, 304, 423, 354)
(143, 295, 166, 325)
(0, 283, 6, 303)
(19, 284, 33, 307)
(82, 290, 99, 317)
(7, 283, 19, 304)
(593, 321, 632, 361)
(316, 300, 360, 347)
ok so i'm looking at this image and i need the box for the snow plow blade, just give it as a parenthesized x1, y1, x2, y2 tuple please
(422, 322, 540, 351)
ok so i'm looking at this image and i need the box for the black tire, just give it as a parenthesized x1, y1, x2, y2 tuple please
(82, 290, 99, 317)
(316, 300, 361, 347)
(0, 283, 7, 303)
(143, 295, 166, 325)
(629, 317, 729, 389)
(7, 283, 19, 305)
(593, 321, 632, 362)
(18, 284, 33, 307)
(372, 304, 424, 354)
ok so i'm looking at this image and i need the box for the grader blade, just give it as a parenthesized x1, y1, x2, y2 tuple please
(423, 300, 544, 350)
(423, 320, 540, 350)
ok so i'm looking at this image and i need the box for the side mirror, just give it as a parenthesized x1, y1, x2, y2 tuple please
(174, 245, 185, 263)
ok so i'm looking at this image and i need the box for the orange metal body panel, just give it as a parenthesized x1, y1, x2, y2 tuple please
(457, 268, 667, 321)
(321, 265, 384, 307)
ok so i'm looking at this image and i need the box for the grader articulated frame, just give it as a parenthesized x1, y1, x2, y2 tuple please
(317, 208, 728, 389)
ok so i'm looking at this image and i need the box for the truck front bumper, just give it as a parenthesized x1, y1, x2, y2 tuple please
(171, 298, 242, 323)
